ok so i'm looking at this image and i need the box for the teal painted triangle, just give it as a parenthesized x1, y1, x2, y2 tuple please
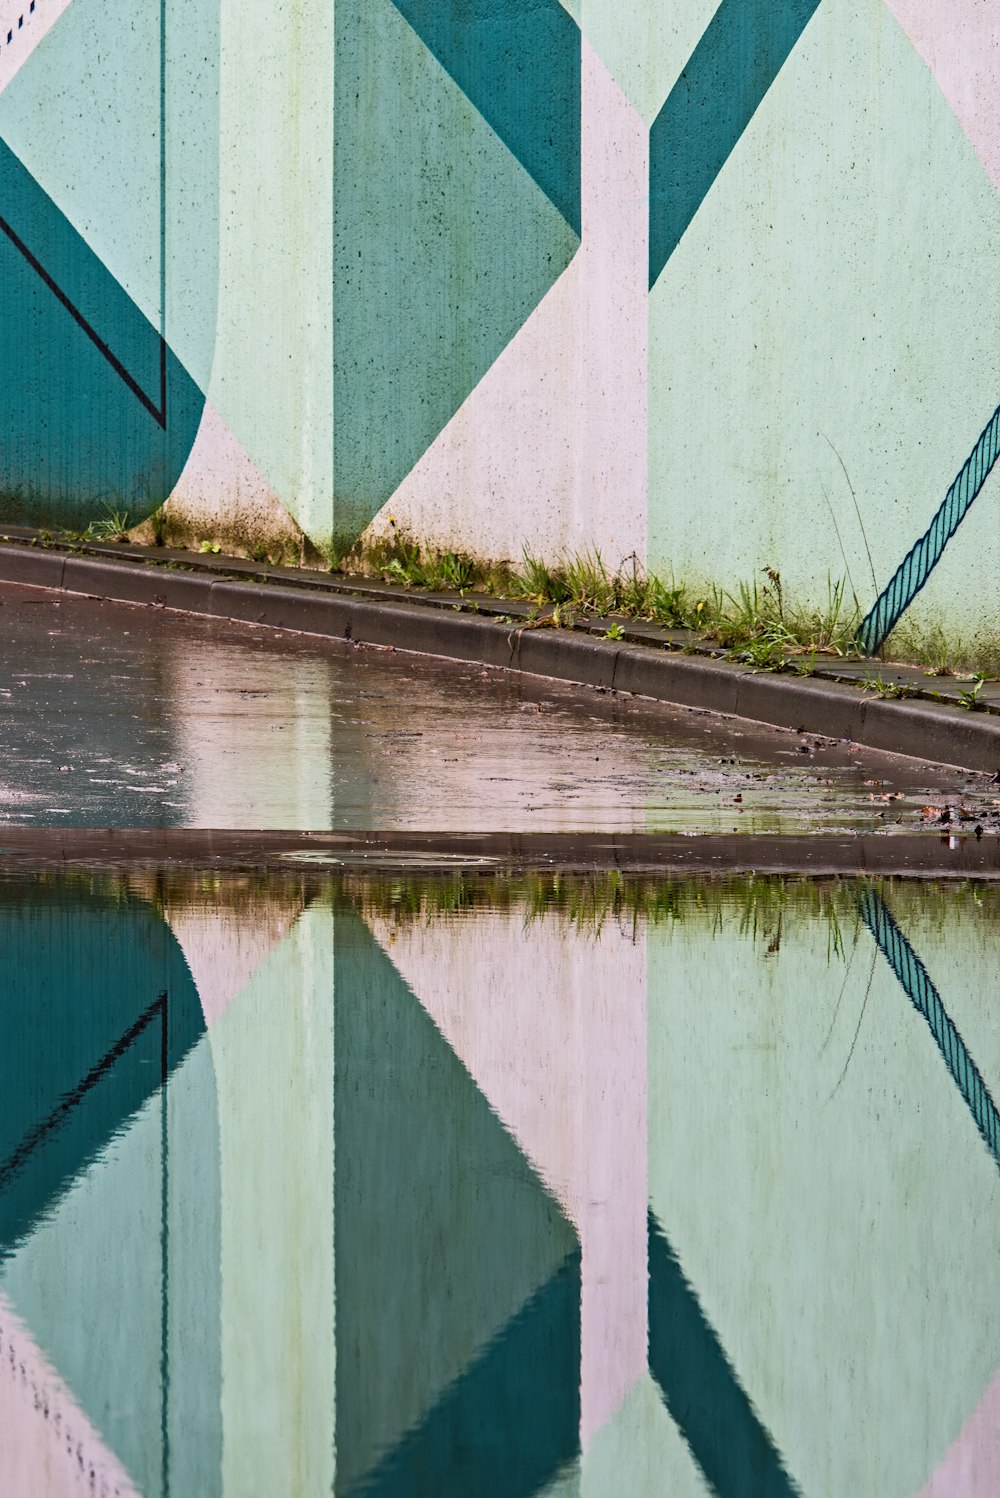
(649, 0, 822, 286)
(0, 884, 212, 1495)
(333, 0, 579, 553)
(0, 0, 160, 326)
(387, 0, 581, 234)
(333, 907, 577, 1494)
(0, 135, 205, 530)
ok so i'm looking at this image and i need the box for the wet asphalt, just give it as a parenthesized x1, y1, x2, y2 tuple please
(0, 581, 996, 834)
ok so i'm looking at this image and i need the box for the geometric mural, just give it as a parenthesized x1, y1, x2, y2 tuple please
(648, 0, 821, 288)
(0, 133, 204, 530)
(647, 1212, 800, 1497)
(0, 878, 219, 1498)
(0, 881, 205, 1259)
(0, 0, 998, 641)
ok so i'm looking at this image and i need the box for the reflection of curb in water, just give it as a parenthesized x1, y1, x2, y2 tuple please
(3, 827, 1000, 877)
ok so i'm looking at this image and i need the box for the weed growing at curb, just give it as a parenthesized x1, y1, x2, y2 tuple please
(860, 673, 918, 701)
(340, 535, 862, 666)
(12, 516, 999, 684)
(956, 675, 987, 711)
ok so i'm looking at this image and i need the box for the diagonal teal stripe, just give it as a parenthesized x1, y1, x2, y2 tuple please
(860, 889, 1000, 1172)
(350, 1252, 581, 1498)
(333, 0, 578, 551)
(857, 403, 1000, 653)
(648, 0, 821, 288)
(387, 0, 581, 235)
(648, 1212, 801, 1497)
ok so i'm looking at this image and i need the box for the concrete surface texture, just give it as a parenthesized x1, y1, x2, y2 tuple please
(0, 581, 997, 835)
(0, 1, 996, 650)
(2, 871, 1000, 1495)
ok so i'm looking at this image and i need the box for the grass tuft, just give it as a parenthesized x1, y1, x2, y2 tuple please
(338, 537, 865, 668)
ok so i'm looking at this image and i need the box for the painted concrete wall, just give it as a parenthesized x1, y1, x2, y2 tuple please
(0, 1, 996, 644)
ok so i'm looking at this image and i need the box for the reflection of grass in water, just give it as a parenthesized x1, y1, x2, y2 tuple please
(339, 872, 1000, 951)
(2, 870, 997, 964)
(0, 869, 312, 921)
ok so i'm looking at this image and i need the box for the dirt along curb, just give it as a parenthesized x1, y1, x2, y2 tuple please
(1, 536, 999, 776)
(2, 827, 1000, 879)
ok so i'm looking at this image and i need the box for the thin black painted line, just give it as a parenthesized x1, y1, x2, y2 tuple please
(160, 989, 170, 1498)
(0, 990, 168, 1190)
(0, 213, 167, 427)
(0, 0, 166, 422)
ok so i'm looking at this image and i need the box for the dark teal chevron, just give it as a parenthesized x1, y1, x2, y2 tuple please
(0, 136, 204, 529)
(388, 0, 580, 235)
(648, 1212, 801, 1497)
(649, 0, 822, 287)
(354, 1251, 581, 1498)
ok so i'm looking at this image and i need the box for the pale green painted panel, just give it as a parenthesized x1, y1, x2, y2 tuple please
(2, 1098, 162, 1494)
(164, 0, 221, 391)
(208, 0, 334, 546)
(648, 0, 1000, 642)
(558, 0, 717, 126)
(208, 906, 336, 1498)
(1, 1038, 222, 1498)
(582, 1373, 709, 1498)
(0, 0, 219, 393)
(647, 895, 1000, 1497)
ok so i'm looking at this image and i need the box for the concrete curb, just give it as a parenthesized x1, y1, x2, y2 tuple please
(0, 826, 999, 878)
(2, 543, 1000, 775)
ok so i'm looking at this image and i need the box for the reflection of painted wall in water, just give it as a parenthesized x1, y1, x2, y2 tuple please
(3, 875, 1000, 1495)
(358, 881, 1000, 1497)
(0, 3, 997, 646)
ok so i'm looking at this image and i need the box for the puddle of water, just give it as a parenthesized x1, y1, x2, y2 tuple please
(1, 583, 997, 834)
(0, 867, 998, 1496)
